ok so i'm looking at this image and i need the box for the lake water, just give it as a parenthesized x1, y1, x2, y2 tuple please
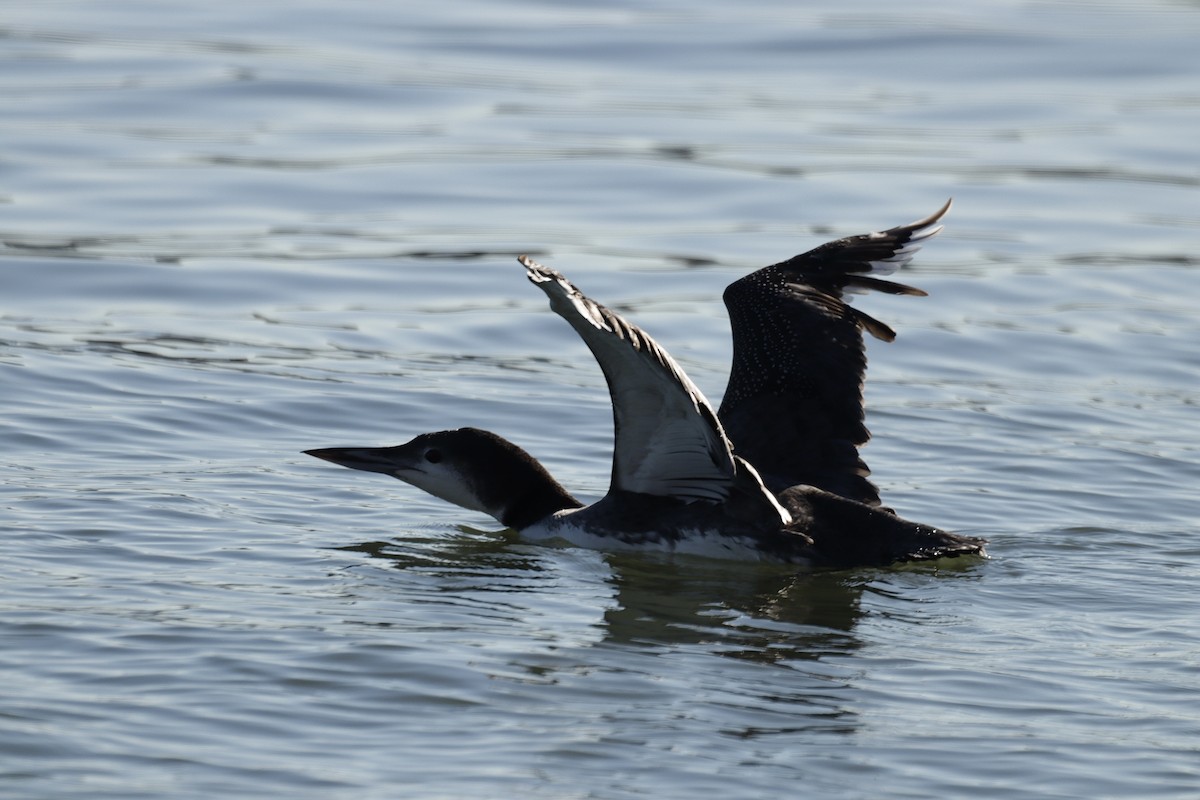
(3, 1, 1200, 797)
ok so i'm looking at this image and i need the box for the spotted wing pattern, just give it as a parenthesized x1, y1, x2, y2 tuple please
(718, 200, 951, 506)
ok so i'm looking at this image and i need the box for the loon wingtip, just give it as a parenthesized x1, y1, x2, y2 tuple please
(519, 254, 554, 283)
(905, 198, 953, 231)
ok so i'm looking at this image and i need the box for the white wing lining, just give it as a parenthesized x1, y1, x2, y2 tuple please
(520, 255, 736, 503)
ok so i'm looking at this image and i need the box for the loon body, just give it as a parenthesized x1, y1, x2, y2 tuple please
(306, 201, 986, 567)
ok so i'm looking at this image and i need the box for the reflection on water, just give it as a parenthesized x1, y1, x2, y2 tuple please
(345, 534, 867, 655)
(345, 529, 988, 654)
(341, 532, 876, 737)
(599, 556, 865, 655)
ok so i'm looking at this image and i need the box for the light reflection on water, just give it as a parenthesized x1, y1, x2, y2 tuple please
(3, 0, 1200, 797)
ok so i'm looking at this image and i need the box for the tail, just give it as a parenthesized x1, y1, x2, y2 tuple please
(779, 484, 987, 568)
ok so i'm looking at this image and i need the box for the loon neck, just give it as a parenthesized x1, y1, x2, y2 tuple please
(499, 480, 582, 530)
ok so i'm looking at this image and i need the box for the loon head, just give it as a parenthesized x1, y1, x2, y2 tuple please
(304, 427, 581, 529)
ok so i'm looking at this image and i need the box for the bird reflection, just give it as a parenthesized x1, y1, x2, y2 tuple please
(598, 553, 865, 663)
(336, 531, 979, 739)
(338, 530, 868, 665)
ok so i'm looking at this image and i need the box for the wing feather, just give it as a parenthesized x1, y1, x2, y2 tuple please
(718, 200, 950, 505)
(521, 256, 736, 503)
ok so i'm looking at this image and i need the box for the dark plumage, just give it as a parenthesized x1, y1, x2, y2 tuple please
(719, 200, 951, 505)
(306, 201, 986, 568)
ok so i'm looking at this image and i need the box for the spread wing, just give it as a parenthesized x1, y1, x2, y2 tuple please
(717, 200, 951, 506)
(520, 255, 783, 527)
(521, 255, 733, 502)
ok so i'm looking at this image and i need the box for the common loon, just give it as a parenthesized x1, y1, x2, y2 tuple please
(306, 201, 986, 567)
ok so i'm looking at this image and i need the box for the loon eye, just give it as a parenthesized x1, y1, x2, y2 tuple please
(424, 448, 442, 464)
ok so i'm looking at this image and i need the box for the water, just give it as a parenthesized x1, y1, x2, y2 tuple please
(3, 1, 1200, 797)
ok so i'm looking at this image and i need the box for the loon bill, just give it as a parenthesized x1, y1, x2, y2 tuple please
(306, 200, 986, 567)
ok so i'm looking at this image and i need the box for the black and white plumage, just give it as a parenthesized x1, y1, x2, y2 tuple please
(306, 201, 986, 567)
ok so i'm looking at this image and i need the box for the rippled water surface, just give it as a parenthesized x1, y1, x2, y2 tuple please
(4, 1, 1200, 797)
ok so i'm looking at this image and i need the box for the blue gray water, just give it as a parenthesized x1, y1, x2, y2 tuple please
(3, 1, 1200, 797)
